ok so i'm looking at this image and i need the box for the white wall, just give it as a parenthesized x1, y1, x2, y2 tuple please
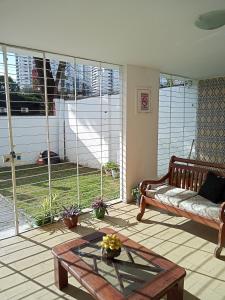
(56, 97, 121, 169)
(0, 116, 58, 166)
(123, 65, 160, 202)
(0, 97, 121, 169)
(157, 83, 198, 175)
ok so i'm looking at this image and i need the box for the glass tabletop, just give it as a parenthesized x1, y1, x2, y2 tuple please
(72, 237, 164, 296)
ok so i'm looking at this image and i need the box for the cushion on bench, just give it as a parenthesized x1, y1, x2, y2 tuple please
(145, 184, 222, 221)
(179, 194, 221, 221)
(146, 184, 197, 207)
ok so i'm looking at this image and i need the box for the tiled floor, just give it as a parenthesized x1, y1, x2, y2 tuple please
(0, 202, 225, 300)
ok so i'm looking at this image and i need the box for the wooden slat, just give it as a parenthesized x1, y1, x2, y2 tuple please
(185, 169, 190, 189)
(168, 160, 225, 192)
(194, 171, 199, 192)
(176, 167, 181, 187)
(172, 167, 176, 186)
(181, 169, 186, 189)
(189, 170, 194, 191)
(171, 155, 225, 170)
(198, 172, 203, 192)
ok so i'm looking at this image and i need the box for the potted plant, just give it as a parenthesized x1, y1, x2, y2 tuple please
(111, 164, 120, 179)
(103, 161, 113, 176)
(104, 161, 120, 178)
(91, 198, 109, 219)
(34, 195, 55, 226)
(60, 205, 80, 229)
(131, 186, 141, 206)
(101, 234, 122, 259)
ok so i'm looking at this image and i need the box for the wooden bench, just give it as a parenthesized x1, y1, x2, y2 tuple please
(137, 156, 225, 258)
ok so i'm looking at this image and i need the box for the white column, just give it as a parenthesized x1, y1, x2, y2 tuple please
(122, 65, 160, 202)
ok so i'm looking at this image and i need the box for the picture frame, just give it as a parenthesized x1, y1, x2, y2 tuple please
(136, 88, 151, 113)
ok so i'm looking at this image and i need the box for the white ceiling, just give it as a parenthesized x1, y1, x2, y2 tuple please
(0, 0, 225, 79)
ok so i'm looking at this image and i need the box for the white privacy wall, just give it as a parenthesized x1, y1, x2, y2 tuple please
(0, 97, 121, 168)
(0, 116, 58, 167)
(56, 97, 121, 169)
(157, 83, 198, 175)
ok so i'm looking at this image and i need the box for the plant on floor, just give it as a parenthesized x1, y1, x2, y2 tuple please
(33, 194, 57, 226)
(60, 205, 81, 229)
(91, 197, 109, 219)
(131, 185, 141, 206)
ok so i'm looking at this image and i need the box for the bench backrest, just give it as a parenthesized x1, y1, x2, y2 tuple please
(168, 156, 225, 192)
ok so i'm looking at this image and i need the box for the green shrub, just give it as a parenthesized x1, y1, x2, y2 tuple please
(104, 161, 119, 171)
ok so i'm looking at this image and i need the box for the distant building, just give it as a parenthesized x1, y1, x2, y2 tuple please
(92, 67, 120, 96)
(15, 57, 120, 98)
(109, 68, 120, 95)
(15, 55, 33, 90)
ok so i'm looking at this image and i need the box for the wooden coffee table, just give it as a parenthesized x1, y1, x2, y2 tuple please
(52, 228, 186, 300)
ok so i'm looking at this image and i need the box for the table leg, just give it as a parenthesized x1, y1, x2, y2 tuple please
(54, 257, 68, 290)
(167, 279, 184, 300)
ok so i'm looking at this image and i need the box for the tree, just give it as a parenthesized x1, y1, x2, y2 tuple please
(0, 75, 45, 116)
(34, 58, 66, 100)
(0, 75, 19, 92)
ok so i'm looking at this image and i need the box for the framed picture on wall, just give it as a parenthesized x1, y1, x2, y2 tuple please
(136, 88, 151, 112)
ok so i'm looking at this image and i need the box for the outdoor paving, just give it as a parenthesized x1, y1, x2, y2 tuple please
(0, 194, 29, 239)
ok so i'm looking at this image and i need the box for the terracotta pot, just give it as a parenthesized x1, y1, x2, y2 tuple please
(63, 215, 78, 229)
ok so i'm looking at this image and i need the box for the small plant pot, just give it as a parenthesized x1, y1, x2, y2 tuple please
(102, 247, 121, 259)
(93, 207, 106, 219)
(131, 187, 141, 206)
(63, 215, 78, 229)
(135, 194, 141, 206)
(111, 169, 119, 178)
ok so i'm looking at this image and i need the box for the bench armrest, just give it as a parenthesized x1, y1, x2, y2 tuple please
(139, 173, 170, 195)
(219, 202, 225, 222)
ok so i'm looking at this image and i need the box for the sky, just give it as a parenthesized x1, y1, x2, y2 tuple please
(0, 50, 16, 81)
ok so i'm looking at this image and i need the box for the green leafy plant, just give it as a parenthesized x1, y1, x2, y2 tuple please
(104, 161, 120, 178)
(104, 161, 119, 171)
(131, 186, 141, 205)
(91, 197, 110, 219)
(33, 194, 57, 226)
(60, 205, 80, 218)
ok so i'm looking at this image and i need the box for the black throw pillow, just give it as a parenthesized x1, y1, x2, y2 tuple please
(198, 171, 225, 203)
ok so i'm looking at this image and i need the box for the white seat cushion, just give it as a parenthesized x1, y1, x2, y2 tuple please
(146, 184, 197, 207)
(179, 194, 221, 221)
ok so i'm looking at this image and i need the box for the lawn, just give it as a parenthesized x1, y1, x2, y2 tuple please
(0, 162, 120, 223)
